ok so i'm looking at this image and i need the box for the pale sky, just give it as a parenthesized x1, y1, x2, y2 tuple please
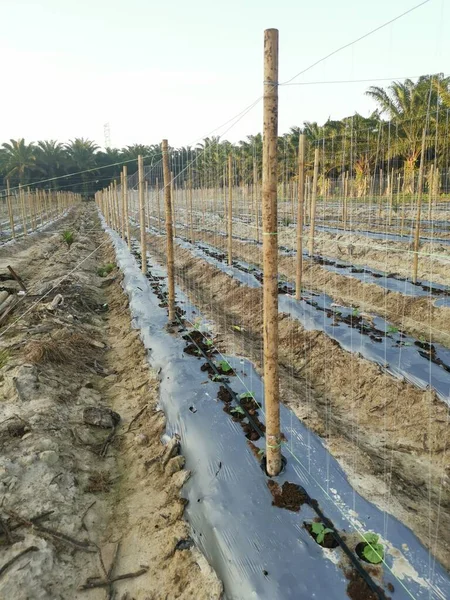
(1, 0, 448, 149)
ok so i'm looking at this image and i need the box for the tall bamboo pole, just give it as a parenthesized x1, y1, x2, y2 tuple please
(412, 129, 426, 284)
(6, 179, 15, 239)
(262, 28, 281, 476)
(189, 168, 194, 243)
(427, 164, 434, 222)
(388, 168, 394, 226)
(295, 134, 305, 300)
(19, 185, 27, 235)
(138, 155, 147, 274)
(162, 140, 176, 322)
(308, 148, 320, 256)
(227, 154, 233, 265)
(156, 177, 161, 234)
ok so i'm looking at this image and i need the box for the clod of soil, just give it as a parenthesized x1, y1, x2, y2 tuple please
(217, 386, 233, 403)
(267, 480, 308, 512)
(304, 522, 339, 549)
(83, 406, 121, 429)
(345, 569, 390, 600)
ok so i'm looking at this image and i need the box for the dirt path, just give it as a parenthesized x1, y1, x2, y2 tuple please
(0, 204, 222, 599)
(140, 228, 450, 573)
(179, 227, 450, 347)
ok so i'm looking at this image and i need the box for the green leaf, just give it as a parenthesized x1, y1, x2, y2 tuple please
(239, 392, 255, 400)
(217, 360, 232, 373)
(311, 522, 324, 536)
(232, 325, 242, 332)
(363, 532, 379, 545)
(363, 542, 384, 564)
(231, 406, 245, 415)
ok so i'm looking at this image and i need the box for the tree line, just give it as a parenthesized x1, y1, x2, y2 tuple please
(1, 74, 450, 197)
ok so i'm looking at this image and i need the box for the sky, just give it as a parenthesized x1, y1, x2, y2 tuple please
(0, 0, 448, 150)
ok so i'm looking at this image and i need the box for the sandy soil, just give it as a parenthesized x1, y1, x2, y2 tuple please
(0, 205, 222, 600)
(179, 227, 450, 347)
(140, 228, 450, 573)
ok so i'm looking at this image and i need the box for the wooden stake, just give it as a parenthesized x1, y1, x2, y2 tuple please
(262, 28, 281, 476)
(388, 168, 394, 226)
(412, 129, 426, 284)
(295, 134, 305, 300)
(156, 177, 161, 234)
(6, 179, 15, 239)
(308, 148, 320, 256)
(138, 155, 147, 274)
(188, 169, 194, 243)
(227, 154, 233, 265)
(427, 164, 434, 222)
(162, 140, 176, 322)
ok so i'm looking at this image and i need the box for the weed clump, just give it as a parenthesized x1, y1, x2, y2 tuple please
(62, 230, 75, 248)
(97, 263, 115, 277)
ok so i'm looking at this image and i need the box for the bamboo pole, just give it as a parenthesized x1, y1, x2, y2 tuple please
(19, 185, 27, 235)
(427, 164, 434, 222)
(6, 179, 15, 239)
(227, 154, 233, 265)
(262, 28, 281, 476)
(295, 134, 305, 300)
(342, 171, 348, 229)
(189, 168, 194, 243)
(123, 166, 130, 248)
(388, 167, 394, 226)
(120, 172, 126, 239)
(412, 129, 426, 284)
(156, 177, 161, 234)
(138, 155, 147, 274)
(162, 140, 176, 322)
(308, 148, 320, 256)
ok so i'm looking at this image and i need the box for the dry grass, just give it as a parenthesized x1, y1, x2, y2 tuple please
(23, 330, 98, 367)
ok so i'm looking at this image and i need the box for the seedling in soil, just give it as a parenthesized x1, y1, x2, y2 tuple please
(310, 522, 334, 544)
(205, 339, 214, 347)
(216, 359, 232, 373)
(359, 532, 384, 564)
(230, 406, 245, 416)
(232, 325, 242, 332)
(387, 325, 399, 334)
(351, 307, 360, 317)
(62, 230, 75, 248)
(97, 263, 115, 277)
(212, 374, 225, 382)
(239, 392, 255, 400)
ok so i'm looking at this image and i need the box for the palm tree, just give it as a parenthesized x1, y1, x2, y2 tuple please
(1, 139, 36, 185)
(366, 77, 438, 190)
(65, 138, 99, 196)
(35, 140, 66, 189)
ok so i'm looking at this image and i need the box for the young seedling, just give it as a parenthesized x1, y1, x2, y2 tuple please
(387, 325, 399, 334)
(205, 339, 214, 347)
(97, 263, 115, 277)
(212, 374, 224, 382)
(62, 230, 75, 248)
(239, 392, 255, 400)
(230, 406, 245, 416)
(232, 325, 242, 332)
(311, 522, 334, 544)
(352, 307, 360, 317)
(216, 360, 232, 373)
(361, 533, 384, 564)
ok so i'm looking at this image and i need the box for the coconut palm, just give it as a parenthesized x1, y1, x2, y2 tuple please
(366, 77, 439, 190)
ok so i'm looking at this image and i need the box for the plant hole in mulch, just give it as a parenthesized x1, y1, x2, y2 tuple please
(304, 522, 339, 549)
(345, 569, 390, 600)
(217, 386, 233, 403)
(267, 480, 308, 512)
(355, 542, 383, 564)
